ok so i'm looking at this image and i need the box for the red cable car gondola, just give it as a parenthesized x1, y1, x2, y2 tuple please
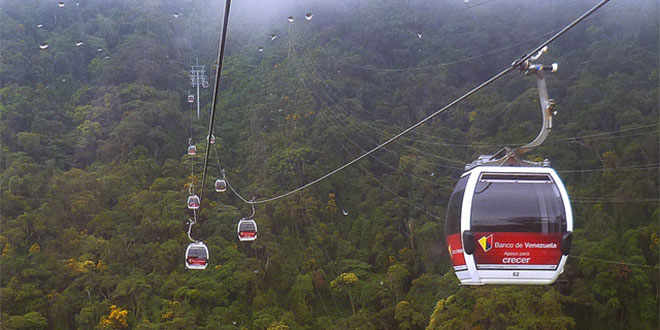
(446, 165, 573, 285)
(187, 195, 200, 210)
(187, 144, 196, 156)
(185, 242, 209, 270)
(237, 218, 257, 241)
(446, 51, 572, 285)
(215, 179, 227, 192)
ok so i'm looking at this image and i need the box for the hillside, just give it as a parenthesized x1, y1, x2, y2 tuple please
(1, 0, 658, 329)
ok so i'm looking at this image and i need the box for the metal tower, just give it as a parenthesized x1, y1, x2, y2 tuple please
(189, 58, 209, 118)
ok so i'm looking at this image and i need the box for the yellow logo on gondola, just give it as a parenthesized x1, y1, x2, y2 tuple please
(478, 234, 493, 252)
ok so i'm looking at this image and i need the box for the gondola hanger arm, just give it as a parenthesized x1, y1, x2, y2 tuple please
(187, 220, 195, 242)
(516, 53, 558, 154)
(468, 49, 559, 169)
(249, 198, 256, 219)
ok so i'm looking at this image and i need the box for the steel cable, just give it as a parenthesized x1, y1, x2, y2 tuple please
(216, 0, 613, 205)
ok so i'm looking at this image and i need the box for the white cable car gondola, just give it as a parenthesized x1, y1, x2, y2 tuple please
(187, 194, 200, 210)
(187, 144, 196, 156)
(215, 179, 227, 192)
(188, 94, 195, 103)
(185, 241, 209, 270)
(237, 218, 257, 241)
(208, 134, 216, 145)
(446, 165, 573, 285)
(446, 52, 572, 285)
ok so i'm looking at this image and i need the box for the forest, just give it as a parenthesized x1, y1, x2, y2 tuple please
(0, 0, 658, 329)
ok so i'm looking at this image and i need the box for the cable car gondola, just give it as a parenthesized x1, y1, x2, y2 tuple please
(188, 94, 195, 103)
(215, 179, 227, 192)
(185, 241, 209, 270)
(187, 144, 197, 156)
(237, 218, 257, 241)
(446, 165, 573, 285)
(187, 194, 200, 210)
(208, 134, 216, 145)
(446, 51, 572, 285)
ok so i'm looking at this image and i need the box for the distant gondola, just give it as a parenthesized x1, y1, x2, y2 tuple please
(185, 242, 209, 270)
(187, 144, 196, 156)
(237, 218, 257, 241)
(215, 179, 227, 192)
(187, 195, 200, 210)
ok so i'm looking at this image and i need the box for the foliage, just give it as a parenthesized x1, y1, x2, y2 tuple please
(0, 0, 657, 329)
(100, 305, 129, 329)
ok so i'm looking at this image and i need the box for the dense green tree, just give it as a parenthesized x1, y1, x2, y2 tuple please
(0, 0, 657, 329)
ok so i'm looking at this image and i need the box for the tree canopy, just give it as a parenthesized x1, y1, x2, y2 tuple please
(1, 0, 658, 329)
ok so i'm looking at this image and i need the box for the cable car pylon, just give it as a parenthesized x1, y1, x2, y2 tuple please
(190, 57, 208, 119)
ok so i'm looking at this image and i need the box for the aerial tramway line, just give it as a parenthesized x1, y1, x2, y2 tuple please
(184, 76, 208, 269)
(182, 0, 255, 270)
(186, 0, 612, 281)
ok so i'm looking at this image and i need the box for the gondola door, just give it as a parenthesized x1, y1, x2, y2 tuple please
(445, 174, 470, 282)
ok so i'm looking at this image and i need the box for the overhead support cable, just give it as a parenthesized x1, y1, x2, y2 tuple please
(558, 163, 660, 173)
(508, 0, 611, 68)
(225, 0, 613, 205)
(569, 255, 660, 269)
(200, 0, 232, 201)
(344, 29, 556, 73)
(341, 144, 447, 221)
(556, 123, 658, 141)
(572, 198, 660, 204)
(302, 55, 469, 167)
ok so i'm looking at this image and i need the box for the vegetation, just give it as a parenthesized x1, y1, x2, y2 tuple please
(1, 0, 657, 329)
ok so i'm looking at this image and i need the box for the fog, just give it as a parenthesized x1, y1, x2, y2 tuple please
(0, 0, 655, 86)
(3, 0, 655, 55)
(187, 0, 658, 58)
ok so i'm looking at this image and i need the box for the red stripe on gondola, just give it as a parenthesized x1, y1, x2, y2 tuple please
(188, 258, 207, 265)
(447, 233, 466, 267)
(472, 232, 562, 266)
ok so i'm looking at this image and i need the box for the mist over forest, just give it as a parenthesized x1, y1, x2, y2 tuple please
(0, 0, 658, 329)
